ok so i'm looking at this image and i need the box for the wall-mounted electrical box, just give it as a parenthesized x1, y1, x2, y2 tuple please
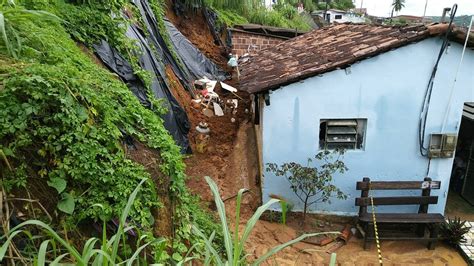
(428, 134, 443, 158)
(441, 134, 457, 157)
(428, 133, 458, 158)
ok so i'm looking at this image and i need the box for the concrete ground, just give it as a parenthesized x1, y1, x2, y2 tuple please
(445, 190, 474, 221)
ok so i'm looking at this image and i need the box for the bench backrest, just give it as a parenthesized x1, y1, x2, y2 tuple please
(355, 177, 441, 215)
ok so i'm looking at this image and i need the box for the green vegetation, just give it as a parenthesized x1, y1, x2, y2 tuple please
(181, 0, 356, 31)
(1, 179, 168, 265)
(1, 176, 339, 264)
(247, 6, 313, 31)
(213, 8, 249, 26)
(314, 0, 355, 11)
(266, 150, 348, 221)
(0, 0, 221, 263)
(182, 0, 314, 30)
(441, 217, 471, 247)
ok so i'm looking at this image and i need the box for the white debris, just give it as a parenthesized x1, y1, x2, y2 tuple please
(213, 102, 224, 116)
(221, 81, 238, 93)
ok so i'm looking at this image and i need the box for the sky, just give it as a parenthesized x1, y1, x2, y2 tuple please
(353, 0, 474, 17)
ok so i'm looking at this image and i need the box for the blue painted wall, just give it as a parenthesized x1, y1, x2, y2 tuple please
(261, 38, 474, 215)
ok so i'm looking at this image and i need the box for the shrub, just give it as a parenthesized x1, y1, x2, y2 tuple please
(441, 217, 471, 247)
(266, 149, 348, 221)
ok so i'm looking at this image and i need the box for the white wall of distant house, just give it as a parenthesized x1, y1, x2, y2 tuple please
(260, 38, 474, 216)
(317, 10, 366, 23)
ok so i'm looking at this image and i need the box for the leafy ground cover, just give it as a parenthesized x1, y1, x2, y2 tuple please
(0, 0, 221, 262)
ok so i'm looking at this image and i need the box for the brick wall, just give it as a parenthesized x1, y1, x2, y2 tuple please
(230, 30, 285, 57)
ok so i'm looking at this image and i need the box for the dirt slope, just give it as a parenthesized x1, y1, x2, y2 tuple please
(165, 0, 229, 69)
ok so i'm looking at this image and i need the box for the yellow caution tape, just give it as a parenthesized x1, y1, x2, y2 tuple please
(369, 182, 383, 266)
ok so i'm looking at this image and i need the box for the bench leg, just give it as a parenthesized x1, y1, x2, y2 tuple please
(416, 224, 426, 237)
(364, 223, 373, 250)
(428, 224, 439, 250)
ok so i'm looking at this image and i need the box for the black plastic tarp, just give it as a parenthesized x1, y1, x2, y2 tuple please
(203, 8, 225, 47)
(133, 0, 194, 95)
(93, 23, 191, 153)
(165, 18, 227, 81)
(93, 40, 150, 108)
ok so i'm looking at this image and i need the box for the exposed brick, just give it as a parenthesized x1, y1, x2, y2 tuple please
(230, 31, 285, 56)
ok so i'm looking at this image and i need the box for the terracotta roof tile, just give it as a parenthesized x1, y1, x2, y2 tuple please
(238, 23, 459, 94)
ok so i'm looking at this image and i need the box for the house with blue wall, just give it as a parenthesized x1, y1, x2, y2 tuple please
(240, 23, 474, 216)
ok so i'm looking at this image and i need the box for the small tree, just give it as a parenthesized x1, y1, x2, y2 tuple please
(266, 149, 348, 221)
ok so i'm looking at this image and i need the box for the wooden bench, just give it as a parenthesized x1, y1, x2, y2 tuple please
(355, 177, 445, 250)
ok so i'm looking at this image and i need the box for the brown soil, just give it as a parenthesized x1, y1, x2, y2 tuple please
(165, 0, 229, 69)
(165, 64, 253, 204)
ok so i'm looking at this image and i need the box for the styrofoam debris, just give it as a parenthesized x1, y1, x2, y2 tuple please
(221, 82, 238, 93)
(213, 102, 224, 116)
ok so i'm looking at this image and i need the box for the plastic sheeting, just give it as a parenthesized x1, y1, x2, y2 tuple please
(93, 40, 150, 108)
(92, 0, 229, 153)
(165, 19, 227, 81)
(133, 0, 193, 94)
(203, 8, 225, 47)
(93, 18, 191, 153)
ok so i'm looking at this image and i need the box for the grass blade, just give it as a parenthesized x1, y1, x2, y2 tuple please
(232, 188, 245, 265)
(204, 176, 233, 263)
(82, 237, 99, 263)
(125, 238, 164, 266)
(0, 230, 26, 260)
(329, 252, 337, 266)
(192, 224, 223, 265)
(38, 239, 50, 266)
(50, 253, 69, 265)
(0, 12, 12, 57)
(7, 220, 84, 264)
(88, 249, 113, 265)
(176, 257, 195, 266)
(110, 178, 147, 263)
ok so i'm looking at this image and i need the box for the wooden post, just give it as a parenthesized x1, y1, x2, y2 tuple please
(428, 223, 439, 250)
(359, 177, 370, 216)
(360, 177, 370, 250)
(419, 177, 432, 214)
(418, 177, 431, 238)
